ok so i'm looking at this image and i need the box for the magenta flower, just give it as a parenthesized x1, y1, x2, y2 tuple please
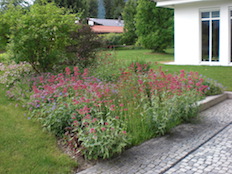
(101, 127, 106, 131)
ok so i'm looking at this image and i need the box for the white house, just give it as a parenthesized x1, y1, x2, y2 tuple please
(155, 0, 232, 66)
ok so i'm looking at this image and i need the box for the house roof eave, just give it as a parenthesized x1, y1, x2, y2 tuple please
(154, 0, 218, 8)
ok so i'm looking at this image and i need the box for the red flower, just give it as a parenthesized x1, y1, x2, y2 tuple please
(122, 131, 127, 134)
(101, 127, 106, 131)
(89, 128, 96, 133)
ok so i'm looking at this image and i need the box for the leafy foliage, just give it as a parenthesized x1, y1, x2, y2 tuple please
(101, 33, 123, 47)
(0, 5, 24, 50)
(122, 0, 138, 45)
(135, 0, 174, 52)
(74, 111, 129, 159)
(65, 25, 103, 69)
(7, 3, 78, 72)
(203, 77, 225, 96)
(104, 0, 125, 19)
(87, 0, 98, 18)
(0, 0, 29, 11)
(0, 62, 32, 88)
(36, 0, 99, 18)
(89, 52, 126, 82)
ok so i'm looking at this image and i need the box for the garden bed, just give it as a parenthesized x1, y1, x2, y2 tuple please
(0, 59, 225, 172)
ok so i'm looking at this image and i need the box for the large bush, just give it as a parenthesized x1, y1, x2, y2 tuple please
(7, 3, 78, 72)
(65, 25, 103, 69)
(102, 33, 123, 47)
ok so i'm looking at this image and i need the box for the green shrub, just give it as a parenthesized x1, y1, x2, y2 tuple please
(146, 90, 200, 135)
(203, 77, 225, 96)
(102, 33, 124, 47)
(75, 115, 129, 160)
(0, 62, 33, 88)
(65, 24, 103, 69)
(7, 3, 78, 73)
(31, 99, 75, 136)
(0, 52, 10, 63)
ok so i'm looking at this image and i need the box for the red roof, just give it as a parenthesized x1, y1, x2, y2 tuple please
(91, 25, 124, 33)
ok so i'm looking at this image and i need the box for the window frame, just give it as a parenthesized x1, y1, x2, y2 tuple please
(200, 9, 220, 62)
(230, 8, 232, 62)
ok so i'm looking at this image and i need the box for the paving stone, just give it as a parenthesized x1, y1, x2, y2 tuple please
(77, 100, 232, 174)
(164, 124, 232, 174)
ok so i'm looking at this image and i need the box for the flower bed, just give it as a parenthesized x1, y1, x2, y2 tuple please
(17, 64, 209, 160)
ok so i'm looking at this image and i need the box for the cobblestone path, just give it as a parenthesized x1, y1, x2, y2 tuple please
(78, 100, 232, 174)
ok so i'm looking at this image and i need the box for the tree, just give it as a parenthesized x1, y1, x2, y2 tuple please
(135, 0, 173, 52)
(66, 25, 102, 68)
(104, 0, 125, 19)
(122, 0, 137, 45)
(0, 4, 24, 50)
(35, 0, 88, 18)
(112, 0, 125, 19)
(87, 0, 98, 18)
(104, 0, 113, 19)
(35, 0, 99, 18)
(7, 2, 78, 72)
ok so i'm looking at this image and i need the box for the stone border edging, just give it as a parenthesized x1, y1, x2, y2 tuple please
(198, 91, 232, 112)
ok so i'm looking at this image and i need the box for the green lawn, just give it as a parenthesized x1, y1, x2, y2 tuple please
(112, 49, 232, 91)
(0, 85, 77, 174)
(112, 48, 174, 64)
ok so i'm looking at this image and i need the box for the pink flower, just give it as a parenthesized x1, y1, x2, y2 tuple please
(105, 122, 109, 126)
(89, 128, 96, 133)
(74, 67, 80, 76)
(196, 82, 201, 86)
(115, 116, 119, 119)
(101, 127, 106, 131)
(92, 118, 97, 123)
(138, 79, 143, 85)
(65, 67, 71, 76)
(110, 104, 115, 111)
(122, 131, 127, 134)
(73, 120, 79, 126)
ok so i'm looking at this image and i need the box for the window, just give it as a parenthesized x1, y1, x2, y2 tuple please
(201, 11, 220, 62)
(231, 10, 232, 62)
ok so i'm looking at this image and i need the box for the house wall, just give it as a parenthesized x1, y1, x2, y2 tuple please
(174, 0, 232, 65)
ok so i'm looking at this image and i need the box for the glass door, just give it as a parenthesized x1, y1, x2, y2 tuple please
(201, 11, 220, 62)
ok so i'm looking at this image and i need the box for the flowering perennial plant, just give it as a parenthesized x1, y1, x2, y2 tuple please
(0, 62, 32, 88)
(28, 67, 129, 159)
(17, 64, 209, 159)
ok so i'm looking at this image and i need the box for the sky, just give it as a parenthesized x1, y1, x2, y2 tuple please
(25, 0, 34, 5)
